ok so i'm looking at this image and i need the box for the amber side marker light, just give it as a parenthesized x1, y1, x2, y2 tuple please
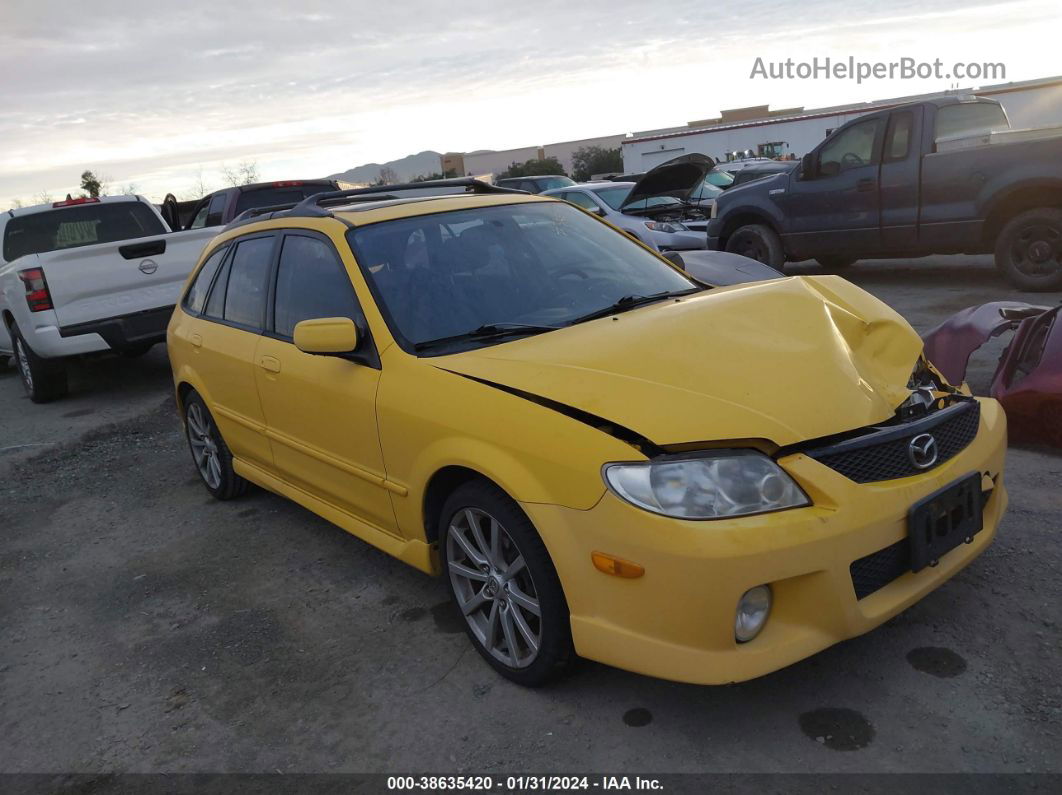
(592, 551, 645, 578)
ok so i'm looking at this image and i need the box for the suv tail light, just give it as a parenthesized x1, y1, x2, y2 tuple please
(18, 268, 53, 312)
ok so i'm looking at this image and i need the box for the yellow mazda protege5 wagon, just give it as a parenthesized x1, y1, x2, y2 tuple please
(167, 179, 1007, 687)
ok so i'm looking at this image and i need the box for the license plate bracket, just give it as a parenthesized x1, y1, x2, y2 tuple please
(908, 473, 984, 573)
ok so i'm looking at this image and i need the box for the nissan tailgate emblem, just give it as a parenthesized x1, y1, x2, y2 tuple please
(138, 259, 158, 275)
(908, 433, 939, 469)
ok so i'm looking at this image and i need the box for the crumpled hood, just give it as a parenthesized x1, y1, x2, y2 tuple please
(437, 276, 922, 448)
(621, 153, 715, 210)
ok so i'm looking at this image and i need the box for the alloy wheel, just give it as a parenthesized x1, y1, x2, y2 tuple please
(186, 402, 222, 490)
(446, 507, 542, 669)
(14, 337, 33, 394)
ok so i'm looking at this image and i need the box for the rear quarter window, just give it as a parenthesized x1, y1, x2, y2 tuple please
(935, 102, 1008, 142)
(3, 202, 166, 262)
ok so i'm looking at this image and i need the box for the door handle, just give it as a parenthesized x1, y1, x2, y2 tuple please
(258, 355, 281, 374)
(190, 333, 202, 348)
(856, 178, 876, 192)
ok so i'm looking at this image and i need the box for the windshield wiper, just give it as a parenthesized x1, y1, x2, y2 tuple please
(413, 323, 561, 351)
(566, 288, 701, 325)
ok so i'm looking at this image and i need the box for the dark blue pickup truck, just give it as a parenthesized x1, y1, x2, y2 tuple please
(706, 96, 1062, 291)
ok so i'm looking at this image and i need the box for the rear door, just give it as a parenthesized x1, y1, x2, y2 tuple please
(181, 233, 277, 468)
(784, 116, 885, 254)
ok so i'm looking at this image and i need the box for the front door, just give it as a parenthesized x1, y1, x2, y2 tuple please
(785, 116, 884, 255)
(253, 231, 398, 536)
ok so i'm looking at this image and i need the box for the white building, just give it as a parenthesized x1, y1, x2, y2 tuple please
(622, 75, 1062, 172)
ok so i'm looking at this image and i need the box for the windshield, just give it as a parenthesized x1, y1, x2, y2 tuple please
(3, 201, 166, 262)
(706, 170, 735, 187)
(347, 202, 699, 352)
(593, 186, 632, 210)
(534, 177, 575, 191)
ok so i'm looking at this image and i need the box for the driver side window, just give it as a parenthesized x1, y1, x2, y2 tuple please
(562, 191, 600, 211)
(819, 119, 882, 175)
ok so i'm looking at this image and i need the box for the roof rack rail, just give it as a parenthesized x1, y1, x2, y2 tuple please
(289, 177, 525, 218)
(223, 194, 402, 231)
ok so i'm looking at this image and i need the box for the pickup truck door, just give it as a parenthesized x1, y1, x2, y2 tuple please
(784, 116, 884, 255)
(46, 228, 215, 328)
(878, 107, 923, 250)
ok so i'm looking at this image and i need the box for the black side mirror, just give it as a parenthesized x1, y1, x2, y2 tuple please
(801, 153, 817, 179)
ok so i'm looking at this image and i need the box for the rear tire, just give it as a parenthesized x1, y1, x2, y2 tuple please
(815, 256, 857, 269)
(183, 390, 249, 500)
(994, 208, 1062, 292)
(725, 224, 785, 268)
(439, 480, 573, 687)
(10, 323, 68, 403)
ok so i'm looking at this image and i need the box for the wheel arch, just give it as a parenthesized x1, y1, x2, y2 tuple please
(717, 208, 781, 250)
(982, 181, 1062, 247)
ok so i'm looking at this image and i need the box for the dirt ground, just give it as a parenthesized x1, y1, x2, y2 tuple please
(1, 255, 1060, 775)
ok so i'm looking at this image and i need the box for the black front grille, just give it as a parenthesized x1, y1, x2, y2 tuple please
(850, 538, 911, 599)
(805, 401, 980, 483)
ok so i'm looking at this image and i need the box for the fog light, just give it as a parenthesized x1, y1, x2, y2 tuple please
(735, 585, 771, 642)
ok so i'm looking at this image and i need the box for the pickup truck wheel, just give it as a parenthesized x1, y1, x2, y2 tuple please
(725, 224, 785, 268)
(440, 480, 573, 687)
(816, 256, 856, 269)
(11, 324, 68, 403)
(995, 208, 1062, 291)
(183, 391, 249, 500)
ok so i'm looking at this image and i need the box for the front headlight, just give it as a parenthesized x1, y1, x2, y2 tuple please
(603, 451, 810, 520)
(644, 220, 687, 233)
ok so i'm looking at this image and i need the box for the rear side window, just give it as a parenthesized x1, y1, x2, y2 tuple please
(3, 201, 166, 262)
(935, 102, 1008, 142)
(183, 246, 228, 314)
(885, 112, 914, 161)
(223, 237, 274, 328)
(234, 184, 335, 215)
(273, 235, 362, 338)
(561, 191, 599, 211)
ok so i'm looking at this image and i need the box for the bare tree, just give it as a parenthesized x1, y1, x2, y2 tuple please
(10, 198, 24, 209)
(222, 160, 261, 187)
(190, 168, 210, 199)
(118, 182, 140, 196)
(378, 166, 398, 185)
(36, 190, 53, 205)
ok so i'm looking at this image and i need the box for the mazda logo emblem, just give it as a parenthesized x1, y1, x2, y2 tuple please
(908, 433, 939, 469)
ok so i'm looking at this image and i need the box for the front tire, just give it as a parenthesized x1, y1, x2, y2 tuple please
(725, 224, 785, 268)
(440, 480, 573, 687)
(994, 208, 1062, 292)
(183, 390, 249, 500)
(10, 323, 68, 403)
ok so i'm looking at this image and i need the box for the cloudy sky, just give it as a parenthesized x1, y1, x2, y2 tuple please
(1, 0, 1058, 205)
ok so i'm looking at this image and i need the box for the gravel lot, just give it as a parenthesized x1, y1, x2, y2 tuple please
(1, 255, 1060, 776)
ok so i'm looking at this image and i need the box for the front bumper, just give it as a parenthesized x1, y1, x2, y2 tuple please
(525, 397, 1008, 685)
(657, 230, 708, 251)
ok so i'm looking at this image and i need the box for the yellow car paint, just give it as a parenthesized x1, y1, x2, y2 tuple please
(168, 191, 1007, 685)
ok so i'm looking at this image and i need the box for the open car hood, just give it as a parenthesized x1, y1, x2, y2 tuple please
(620, 153, 716, 211)
(437, 275, 922, 448)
